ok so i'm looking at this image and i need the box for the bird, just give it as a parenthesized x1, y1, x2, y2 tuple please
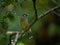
(20, 14, 33, 39)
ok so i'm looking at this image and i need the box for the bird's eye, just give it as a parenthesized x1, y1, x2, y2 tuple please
(23, 14, 28, 17)
(24, 15, 26, 16)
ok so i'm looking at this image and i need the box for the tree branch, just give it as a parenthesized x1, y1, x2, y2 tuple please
(38, 6, 60, 19)
(16, 5, 60, 45)
(20, 5, 60, 37)
(32, 0, 38, 19)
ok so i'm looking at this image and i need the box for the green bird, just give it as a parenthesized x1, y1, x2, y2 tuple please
(20, 14, 33, 39)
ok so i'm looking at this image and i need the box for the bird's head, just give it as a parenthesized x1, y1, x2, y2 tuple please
(21, 14, 28, 19)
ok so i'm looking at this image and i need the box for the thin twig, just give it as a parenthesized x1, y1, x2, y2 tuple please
(12, 32, 19, 45)
(38, 6, 60, 19)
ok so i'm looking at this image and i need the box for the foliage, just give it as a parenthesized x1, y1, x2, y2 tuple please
(0, 0, 60, 45)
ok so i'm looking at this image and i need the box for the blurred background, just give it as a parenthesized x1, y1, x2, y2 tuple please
(0, 0, 60, 45)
